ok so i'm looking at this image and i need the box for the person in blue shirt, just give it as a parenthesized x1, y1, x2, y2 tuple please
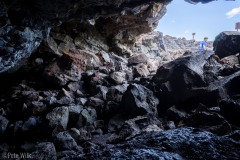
(199, 37, 208, 51)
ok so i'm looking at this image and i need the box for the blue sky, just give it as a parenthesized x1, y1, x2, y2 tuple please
(156, 0, 240, 41)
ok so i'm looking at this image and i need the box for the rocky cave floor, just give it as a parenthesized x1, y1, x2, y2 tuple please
(0, 42, 240, 159)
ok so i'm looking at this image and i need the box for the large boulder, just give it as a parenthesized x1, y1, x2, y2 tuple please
(121, 84, 159, 118)
(152, 51, 214, 109)
(214, 31, 240, 58)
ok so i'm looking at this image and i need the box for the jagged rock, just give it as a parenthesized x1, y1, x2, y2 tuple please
(46, 107, 69, 130)
(214, 31, 240, 58)
(0, 27, 43, 73)
(107, 116, 162, 143)
(187, 110, 232, 135)
(53, 131, 78, 151)
(83, 127, 240, 159)
(22, 117, 39, 132)
(147, 59, 160, 73)
(67, 81, 85, 93)
(208, 71, 240, 102)
(221, 54, 239, 67)
(152, 51, 214, 110)
(78, 98, 88, 106)
(56, 96, 74, 106)
(95, 85, 108, 100)
(121, 84, 159, 118)
(43, 49, 102, 87)
(0, 115, 8, 135)
(106, 84, 128, 102)
(219, 98, 240, 127)
(133, 63, 150, 78)
(128, 54, 149, 65)
(76, 109, 97, 128)
(110, 53, 128, 71)
(68, 105, 84, 128)
(31, 142, 57, 160)
(86, 97, 105, 117)
(67, 128, 81, 142)
(110, 72, 126, 84)
(87, 97, 104, 108)
(166, 105, 188, 122)
(226, 130, 240, 141)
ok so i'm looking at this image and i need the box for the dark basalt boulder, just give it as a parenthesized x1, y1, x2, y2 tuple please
(214, 31, 240, 58)
(152, 51, 214, 109)
(82, 128, 240, 160)
(121, 83, 159, 118)
(219, 98, 240, 127)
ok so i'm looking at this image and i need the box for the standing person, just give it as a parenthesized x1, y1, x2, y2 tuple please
(199, 37, 208, 51)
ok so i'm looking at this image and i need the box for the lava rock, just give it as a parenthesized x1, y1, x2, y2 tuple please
(83, 127, 240, 159)
(76, 108, 97, 128)
(166, 105, 188, 122)
(110, 72, 126, 84)
(46, 107, 69, 130)
(107, 116, 162, 143)
(187, 110, 232, 135)
(68, 105, 84, 128)
(53, 131, 78, 151)
(219, 98, 240, 127)
(133, 63, 150, 78)
(106, 84, 128, 102)
(128, 54, 149, 65)
(0, 115, 8, 135)
(31, 142, 57, 160)
(121, 84, 159, 118)
(152, 51, 214, 109)
(214, 31, 240, 58)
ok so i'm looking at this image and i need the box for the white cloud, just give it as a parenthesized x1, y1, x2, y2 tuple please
(226, 7, 240, 18)
(184, 30, 189, 34)
(171, 20, 176, 23)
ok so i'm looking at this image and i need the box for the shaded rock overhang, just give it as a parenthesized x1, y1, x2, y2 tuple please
(0, 0, 234, 73)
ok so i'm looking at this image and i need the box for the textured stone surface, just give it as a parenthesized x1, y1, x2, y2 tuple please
(214, 31, 240, 58)
(82, 128, 240, 160)
(121, 84, 159, 118)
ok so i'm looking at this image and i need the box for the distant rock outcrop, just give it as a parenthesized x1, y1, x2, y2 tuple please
(131, 31, 213, 67)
